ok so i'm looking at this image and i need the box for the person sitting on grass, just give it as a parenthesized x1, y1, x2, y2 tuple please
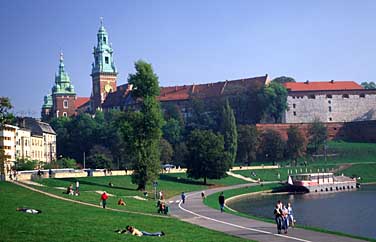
(118, 198, 126, 206)
(108, 181, 114, 187)
(16, 207, 42, 214)
(115, 225, 165, 237)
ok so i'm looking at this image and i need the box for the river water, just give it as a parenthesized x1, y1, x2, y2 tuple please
(228, 184, 376, 239)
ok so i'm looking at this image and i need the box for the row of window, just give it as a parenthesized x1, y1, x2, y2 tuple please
(0, 136, 11, 141)
(292, 94, 366, 99)
(0, 145, 12, 150)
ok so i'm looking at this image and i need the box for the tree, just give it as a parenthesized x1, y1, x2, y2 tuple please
(236, 125, 258, 165)
(122, 60, 163, 190)
(308, 119, 327, 154)
(272, 76, 296, 84)
(258, 129, 285, 164)
(261, 82, 288, 123)
(0, 97, 14, 127)
(173, 142, 188, 167)
(162, 118, 182, 145)
(87, 145, 113, 169)
(160, 138, 173, 164)
(286, 125, 306, 161)
(219, 100, 237, 165)
(185, 129, 232, 185)
(361, 81, 376, 89)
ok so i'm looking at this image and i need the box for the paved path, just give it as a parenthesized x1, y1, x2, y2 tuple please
(168, 183, 366, 242)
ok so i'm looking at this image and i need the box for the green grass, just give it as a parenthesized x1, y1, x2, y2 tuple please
(233, 164, 338, 182)
(204, 184, 376, 242)
(0, 181, 251, 242)
(305, 141, 376, 164)
(339, 163, 376, 183)
(30, 173, 247, 215)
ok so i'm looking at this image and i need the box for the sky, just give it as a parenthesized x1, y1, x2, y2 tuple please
(1, 0, 376, 117)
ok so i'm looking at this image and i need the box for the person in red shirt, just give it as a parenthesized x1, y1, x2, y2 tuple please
(100, 192, 109, 208)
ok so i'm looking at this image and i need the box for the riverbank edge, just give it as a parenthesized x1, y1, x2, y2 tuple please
(204, 184, 376, 242)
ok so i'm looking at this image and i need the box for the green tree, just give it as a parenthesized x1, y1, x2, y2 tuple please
(173, 142, 188, 166)
(122, 60, 163, 190)
(219, 100, 237, 165)
(160, 138, 173, 164)
(308, 119, 327, 154)
(87, 145, 113, 169)
(258, 129, 285, 164)
(0, 97, 14, 127)
(162, 118, 182, 145)
(261, 82, 288, 123)
(286, 125, 306, 161)
(272, 76, 296, 84)
(15, 159, 38, 171)
(361, 81, 376, 89)
(185, 129, 231, 185)
(236, 125, 258, 165)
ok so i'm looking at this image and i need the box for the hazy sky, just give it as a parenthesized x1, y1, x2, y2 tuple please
(1, 0, 376, 117)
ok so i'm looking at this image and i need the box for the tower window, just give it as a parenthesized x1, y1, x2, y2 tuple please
(63, 112, 67, 117)
(103, 37, 107, 44)
(63, 100, 68, 109)
(293, 111, 296, 116)
(105, 57, 109, 64)
(329, 106, 332, 112)
(292, 104, 296, 108)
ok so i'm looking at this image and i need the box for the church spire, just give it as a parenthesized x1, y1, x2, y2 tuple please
(52, 52, 75, 95)
(92, 18, 117, 74)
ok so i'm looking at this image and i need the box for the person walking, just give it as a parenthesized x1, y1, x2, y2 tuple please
(274, 203, 283, 234)
(201, 191, 206, 200)
(100, 191, 109, 209)
(287, 202, 295, 227)
(218, 192, 225, 212)
(75, 180, 80, 195)
(181, 192, 186, 204)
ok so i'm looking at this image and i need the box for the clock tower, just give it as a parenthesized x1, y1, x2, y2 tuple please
(91, 18, 117, 111)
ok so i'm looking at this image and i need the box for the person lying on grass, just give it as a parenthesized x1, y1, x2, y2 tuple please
(115, 225, 165, 237)
(16, 207, 42, 214)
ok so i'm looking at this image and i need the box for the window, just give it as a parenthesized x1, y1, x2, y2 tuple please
(329, 117, 333, 121)
(328, 100, 331, 104)
(308, 95, 316, 99)
(293, 104, 296, 108)
(342, 94, 349, 98)
(359, 94, 365, 98)
(105, 57, 109, 64)
(292, 96, 296, 99)
(63, 112, 67, 117)
(103, 37, 107, 43)
(326, 94, 332, 98)
(293, 111, 296, 116)
(63, 100, 68, 109)
(329, 106, 332, 112)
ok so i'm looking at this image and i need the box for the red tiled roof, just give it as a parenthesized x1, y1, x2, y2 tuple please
(158, 75, 268, 102)
(102, 84, 132, 108)
(283, 81, 363, 92)
(74, 97, 90, 109)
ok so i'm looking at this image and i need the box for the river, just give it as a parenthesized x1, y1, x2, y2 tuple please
(227, 184, 376, 239)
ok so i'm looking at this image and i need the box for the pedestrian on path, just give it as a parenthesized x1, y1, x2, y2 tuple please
(181, 192, 186, 204)
(201, 191, 206, 200)
(274, 202, 283, 234)
(100, 191, 109, 208)
(218, 192, 225, 212)
(75, 180, 80, 195)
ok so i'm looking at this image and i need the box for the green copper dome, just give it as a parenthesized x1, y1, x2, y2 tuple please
(52, 53, 76, 95)
(42, 94, 53, 108)
(91, 18, 117, 74)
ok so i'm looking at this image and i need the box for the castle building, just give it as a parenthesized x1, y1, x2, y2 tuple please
(283, 81, 376, 123)
(41, 21, 376, 125)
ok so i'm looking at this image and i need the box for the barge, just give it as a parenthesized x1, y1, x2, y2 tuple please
(288, 172, 357, 193)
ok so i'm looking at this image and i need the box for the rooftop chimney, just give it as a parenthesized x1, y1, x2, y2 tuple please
(330, 80, 334, 83)
(305, 80, 309, 84)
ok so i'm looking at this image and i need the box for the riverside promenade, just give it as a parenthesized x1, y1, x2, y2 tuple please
(168, 183, 366, 242)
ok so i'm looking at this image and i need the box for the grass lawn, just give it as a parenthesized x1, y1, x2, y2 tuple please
(233, 164, 338, 182)
(0, 181, 250, 242)
(29, 173, 247, 215)
(338, 163, 376, 183)
(304, 141, 376, 165)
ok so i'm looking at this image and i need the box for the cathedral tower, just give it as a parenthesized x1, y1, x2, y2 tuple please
(91, 18, 118, 111)
(51, 53, 76, 118)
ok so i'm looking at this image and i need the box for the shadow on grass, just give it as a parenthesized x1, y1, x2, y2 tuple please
(159, 174, 214, 186)
(60, 178, 137, 192)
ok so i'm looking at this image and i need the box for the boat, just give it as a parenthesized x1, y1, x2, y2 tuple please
(287, 172, 357, 193)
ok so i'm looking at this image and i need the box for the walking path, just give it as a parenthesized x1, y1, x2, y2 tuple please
(168, 183, 366, 242)
(226, 171, 259, 182)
